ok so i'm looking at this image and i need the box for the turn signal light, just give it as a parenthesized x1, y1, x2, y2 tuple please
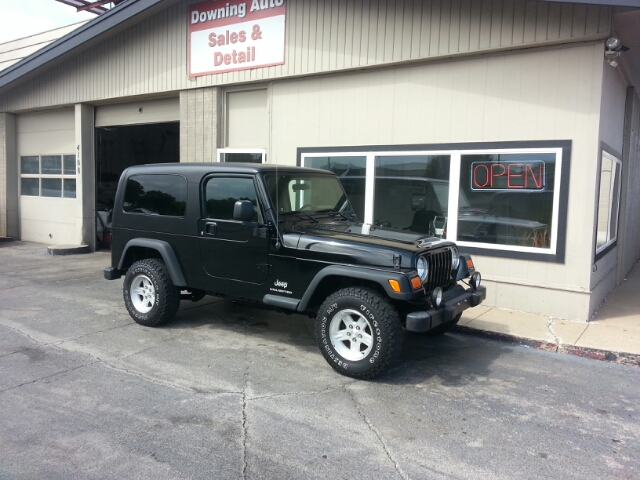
(410, 276, 422, 290)
(388, 279, 401, 293)
(466, 258, 474, 269)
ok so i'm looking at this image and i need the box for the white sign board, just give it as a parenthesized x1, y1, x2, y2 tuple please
(189, 0, 286, 77)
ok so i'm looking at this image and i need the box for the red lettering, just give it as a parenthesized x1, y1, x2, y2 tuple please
(214, 51, 223, 66)
(217, 33, 225, 46)
(526, 163, 544, 189)
(490, 164, 506, 188)
(473, 164, 490, 188)
(224, 53, 231, 65)
(208, 32, 217, 47)
(239, 31, 246, 42)
(231, 31, 238, 44)
(507, 163, 525, 188)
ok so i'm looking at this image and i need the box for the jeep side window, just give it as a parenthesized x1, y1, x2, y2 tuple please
(204, 177, 260, 222)
(123, 174, 187, 217)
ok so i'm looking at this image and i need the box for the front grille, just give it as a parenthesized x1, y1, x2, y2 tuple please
(424, 249, 452, 291)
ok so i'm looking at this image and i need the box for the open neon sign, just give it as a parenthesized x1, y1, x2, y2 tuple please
(471, 160, 546, 191)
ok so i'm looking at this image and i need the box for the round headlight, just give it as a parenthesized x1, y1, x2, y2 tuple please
(417, 256, 429, 282)
(451, 246, 460, 270)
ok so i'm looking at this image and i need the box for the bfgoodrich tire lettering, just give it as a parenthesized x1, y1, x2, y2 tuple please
(315, 287, 403, 379)
(123, 259, 180, 327)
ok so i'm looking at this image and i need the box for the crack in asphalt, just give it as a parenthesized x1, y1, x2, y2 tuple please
(344, 384, 408, 480)
(0, 361, 100, 394)
(241, 322, 249, 480)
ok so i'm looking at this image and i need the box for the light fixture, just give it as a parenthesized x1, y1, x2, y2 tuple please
(604, 36, 630, 68)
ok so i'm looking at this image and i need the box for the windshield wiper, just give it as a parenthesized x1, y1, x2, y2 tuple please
(315, 209, 352, 221)
(278, 211, 318, 223)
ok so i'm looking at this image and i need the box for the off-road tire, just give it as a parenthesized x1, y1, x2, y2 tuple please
(123, 259, 180, 327)
(315, 287, 403, 379)
(420, 313, 462, 337)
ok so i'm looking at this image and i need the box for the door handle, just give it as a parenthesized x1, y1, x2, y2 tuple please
(205, 222, 217, 235)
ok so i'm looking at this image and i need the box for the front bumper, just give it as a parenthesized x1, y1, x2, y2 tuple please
(405, 285, 486, 333)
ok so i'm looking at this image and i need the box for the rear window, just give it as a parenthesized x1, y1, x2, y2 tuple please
(123, 174, 187, 217)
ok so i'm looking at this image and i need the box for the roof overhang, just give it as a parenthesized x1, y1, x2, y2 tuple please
(0, 0, 181, 94)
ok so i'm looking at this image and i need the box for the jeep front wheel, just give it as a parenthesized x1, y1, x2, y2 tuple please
(123, 259, 180, 327)
(315, 287, 403, 379)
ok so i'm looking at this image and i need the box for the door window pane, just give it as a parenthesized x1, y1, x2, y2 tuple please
(21, 156, 39, 174)
(41, 156, 62, 175)
(373, 155, 450, 234)
(21, 178, 39, 196)
(63, 155, 76, 175)
(63, 179, 77, 198)
(459, 153, 556, 248)
(596, 152, 622, 251)
(41, 178, 62, 197)
(205, 177, 258, 221)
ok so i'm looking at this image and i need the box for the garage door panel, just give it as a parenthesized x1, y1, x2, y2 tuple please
(95, 98, 180, 127)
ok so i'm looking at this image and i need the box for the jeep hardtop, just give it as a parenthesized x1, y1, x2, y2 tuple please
(104, 163, 485, 378)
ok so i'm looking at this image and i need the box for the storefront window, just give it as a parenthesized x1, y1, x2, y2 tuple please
(20, 155, 77, 198)
(595, 151, 622, 255)
(458, 153, 556, 248)
(373, 155, 450, 233)
(300, 142, 569, 262)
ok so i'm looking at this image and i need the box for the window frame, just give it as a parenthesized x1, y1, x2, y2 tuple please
(19, 154, 77, 199)
(594, 148, 623, 260)
(217, 148, 267, 164)
(299, 141, 571, 263)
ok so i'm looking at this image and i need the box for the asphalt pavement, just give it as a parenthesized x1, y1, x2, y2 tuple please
(1, 241, 639, 479)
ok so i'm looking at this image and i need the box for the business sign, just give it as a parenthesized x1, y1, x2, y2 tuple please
(189, 0, 286, 77)
(471, 160, 546, 191)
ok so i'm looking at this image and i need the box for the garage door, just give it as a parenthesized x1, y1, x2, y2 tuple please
(95, 97, 180, 127)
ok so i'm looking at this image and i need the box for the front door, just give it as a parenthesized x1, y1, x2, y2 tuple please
(198, 175, 270, 292)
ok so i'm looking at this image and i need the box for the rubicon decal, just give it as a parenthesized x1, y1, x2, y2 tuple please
(189, 0, 286, 77)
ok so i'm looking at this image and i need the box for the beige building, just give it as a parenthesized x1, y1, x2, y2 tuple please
(1, 0, 639, 321)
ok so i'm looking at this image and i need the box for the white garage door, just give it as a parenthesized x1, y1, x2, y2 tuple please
(95, 97, 180, 127)
(17, 109, 77, 244)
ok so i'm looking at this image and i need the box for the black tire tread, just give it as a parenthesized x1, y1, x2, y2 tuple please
(123, 258, 180, 327)
(317, 287, 403, 379)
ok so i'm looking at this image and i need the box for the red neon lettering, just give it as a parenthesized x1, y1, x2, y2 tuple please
(526, 163, 544, 189)
(507, 163, 525, 188)
(473, 164, 490, 188)
(490, 164, 506, 188)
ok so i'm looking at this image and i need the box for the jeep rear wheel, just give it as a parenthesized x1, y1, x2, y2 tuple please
(123, 259, 180, 327)
(315, 287, 403, 379)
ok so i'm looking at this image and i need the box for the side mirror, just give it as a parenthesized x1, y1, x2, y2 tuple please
(233, 200, 255, 222)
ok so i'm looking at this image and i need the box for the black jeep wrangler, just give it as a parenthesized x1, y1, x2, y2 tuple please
(104, 163, 485, 378)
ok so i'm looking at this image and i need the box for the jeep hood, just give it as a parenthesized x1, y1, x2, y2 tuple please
(281, 220, 453, 269)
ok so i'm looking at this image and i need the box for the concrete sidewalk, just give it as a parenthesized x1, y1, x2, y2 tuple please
(456, 262, 640, 367)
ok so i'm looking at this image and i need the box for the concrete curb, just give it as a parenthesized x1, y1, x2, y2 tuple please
(454, 325, 640, 368)
(47, 244, 91, 255)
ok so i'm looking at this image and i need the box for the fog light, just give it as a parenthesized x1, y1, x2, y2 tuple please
(471, 272, 481, 291)
(431, 287, 443, 307)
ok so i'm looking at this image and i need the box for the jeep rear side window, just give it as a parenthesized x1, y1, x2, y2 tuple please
(204, 177, 259, 221)
(123, 174, 187, 217)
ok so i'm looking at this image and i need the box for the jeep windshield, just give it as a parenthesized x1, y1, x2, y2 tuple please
(264, 173, 357, 220)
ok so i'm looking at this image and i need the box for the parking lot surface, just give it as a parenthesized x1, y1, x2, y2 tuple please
(1, 241, 639, 479)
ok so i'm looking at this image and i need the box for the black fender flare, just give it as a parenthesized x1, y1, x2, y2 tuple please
(118, 239, 187, 287)
(296, 265, 415, 312)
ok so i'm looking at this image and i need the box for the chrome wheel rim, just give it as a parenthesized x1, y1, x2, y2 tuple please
(130, 274, 155, 313)
(329, 309, 374, 361)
